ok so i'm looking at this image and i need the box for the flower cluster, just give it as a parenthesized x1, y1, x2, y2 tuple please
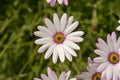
(34, 0, 120, 80)
(77, 32, 120, 80)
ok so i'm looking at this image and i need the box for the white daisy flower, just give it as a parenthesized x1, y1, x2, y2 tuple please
(116, 19, 120, 31)
(34, 67, 77, 80)
(76, 57, 104, 80)
(34, 13, 84, 63)
(94, 32, 120, 80)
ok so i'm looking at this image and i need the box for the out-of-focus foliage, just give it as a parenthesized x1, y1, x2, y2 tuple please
(0, 0, 120, 80)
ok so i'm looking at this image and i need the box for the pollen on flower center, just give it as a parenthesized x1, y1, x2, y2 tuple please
(108, 52, 119, 64)
(92, 72, 101, 80)
(53, 32, 65, 44)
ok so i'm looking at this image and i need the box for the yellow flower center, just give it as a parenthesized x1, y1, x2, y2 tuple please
(53, 32, 65, 44)
(108, 52, 119, 64)
(92, 72, 101, 80)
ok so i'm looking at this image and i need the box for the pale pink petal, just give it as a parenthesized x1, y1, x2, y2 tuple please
(64, 0, 68, 6)
(59, 72, 66, 80)
(41, 74, 48, 80)
(50, 0, 56, 7)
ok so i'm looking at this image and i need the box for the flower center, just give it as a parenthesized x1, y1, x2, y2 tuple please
(108, 52, 119, 64)
(53, 32, 65, 44)
(92, 72, 101, 80)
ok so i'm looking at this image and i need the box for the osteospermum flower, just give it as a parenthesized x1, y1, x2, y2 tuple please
(94, 32, 120, 80)
(46, 0, 68, 7)
(34, 67, 77, 80)
(76, 57, 104, 80)
(116, 19, 120, 31)
(34, 13, 84, 63)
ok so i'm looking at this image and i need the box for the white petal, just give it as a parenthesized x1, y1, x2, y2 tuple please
(94, 49, 107, 57)
(53, 13, 61, 32)
(94, 57, 107, 63)
(96, 43, 109, 54)
(38, 42, 51, 53)
(37, 26, 53, 36)
(118, 20, 120, 23)
(107, 34, 114, 52)
(34, 78, 41, 80)
(64, 50, 72, 61)
(47, 68, 53, 78)
(116, 37, 120, 50)
(63, 44, 77, 57)
(67, 36, 83, 42)
(34, 31, 49, 37)
(113, 67, 118, 80)
(61, 13, 67, 31)
(101, 69, 107, 80)
(97, 62, 109, 72)
(47, 0, 51, 3)
(57, 0, 63, 4)
(53, 46, 58, 64)
(44, 18, 56, 33)
(76, 72, 91, 79)
(64, 21, 79, 35)
(88, 57, 93, 64)
(44, 43, 55, 59)
(106, 65, 113, 80)
(67, 31, 84, 37)
(47, 67, 58, 80)
(65, 71, 71, 80)
(70, 78, 77, 80)
(111, 32, 117, 50)
(35, 37, 52, 44)
(97, 38, 109, 53)
(66, 16, 74, 29)
(116, 26, 120, 31)
(57, 45, 65, 62)
(65, 40, 80, 50)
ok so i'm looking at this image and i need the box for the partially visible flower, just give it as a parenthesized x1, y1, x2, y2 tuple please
(46, 0, 68, 7)
(46, 0, 56, 7)
(76, 57, 104, 80)
(116, 19, 120, 31)
(34, 13, 84, 63)
(34, 67, 77, 80)
(57, 0, 68, 6)
(94, 32, 120, 80)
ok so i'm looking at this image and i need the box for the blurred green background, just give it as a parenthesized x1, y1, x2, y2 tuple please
(0, 0, 120, 80)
